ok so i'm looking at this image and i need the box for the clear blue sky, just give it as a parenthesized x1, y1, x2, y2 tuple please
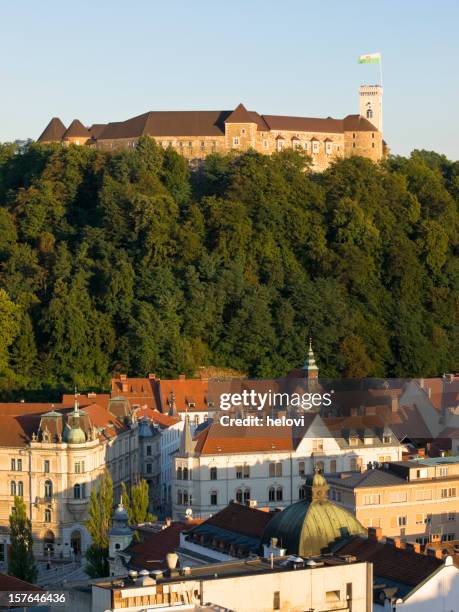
(1, 0, 458, 159)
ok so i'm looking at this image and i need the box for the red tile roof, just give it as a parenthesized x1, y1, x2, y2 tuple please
(201, 501, 273, 539)
(157, 378, 210, 414)
(111, 376, 156, 409)
(62, 119, 90, 139)
(337, 537, 443, 587)
(127, 522, 189, 570)
(37, 117, 66, 142)
(0, 572, 44, 592)
(194, 422, 294, 455)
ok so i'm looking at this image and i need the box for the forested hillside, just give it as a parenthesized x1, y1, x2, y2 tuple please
(0, 139, 458, 395)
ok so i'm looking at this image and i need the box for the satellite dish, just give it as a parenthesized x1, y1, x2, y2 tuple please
(185, 508, 193, 517)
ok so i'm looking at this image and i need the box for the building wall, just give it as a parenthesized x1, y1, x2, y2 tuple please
(172, 434, 402, 520)
(330, 471, 459, 543)
(0, 428, 139, 559)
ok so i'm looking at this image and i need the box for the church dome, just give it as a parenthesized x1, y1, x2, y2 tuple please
(262, 472, 365, 557)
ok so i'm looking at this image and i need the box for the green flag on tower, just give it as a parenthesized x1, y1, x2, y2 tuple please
(358, 52, 381, 64)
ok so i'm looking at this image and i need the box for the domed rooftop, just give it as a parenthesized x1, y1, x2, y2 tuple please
(262, 470, 365, 556)
(65, 425, 86, 444)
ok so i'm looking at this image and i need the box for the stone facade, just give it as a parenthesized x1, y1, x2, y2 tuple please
(37, 85, 386, 171)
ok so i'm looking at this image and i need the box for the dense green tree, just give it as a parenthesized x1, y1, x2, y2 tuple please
(0, 141, 457, 392)
(85, 469, 113, 578)
(8, 496, 37, 583)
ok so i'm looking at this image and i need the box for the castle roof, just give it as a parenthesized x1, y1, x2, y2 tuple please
(37, 117, 66, 143)
(342, 114, 376, 131)
(225, 103, 256, 124)
(62, 119, 90, 139)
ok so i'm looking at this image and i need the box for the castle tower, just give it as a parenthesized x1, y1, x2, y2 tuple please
(359, 85, 383, 132)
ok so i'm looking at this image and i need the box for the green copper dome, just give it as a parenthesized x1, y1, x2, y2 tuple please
(65, 425, 86, 444)
(262, 470, 365, 556)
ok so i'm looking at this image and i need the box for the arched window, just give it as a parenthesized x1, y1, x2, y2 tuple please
(243, 489, 250, 503)
(44, 480, 53, 498)
(177, 490, 183, 505)
(183, 491, 189, 505)
(10, 481, 16, 496)
(236, 489, 243, 503)
(210, 467, 217, 481)
(269, 486, 275, 502)
(210, 491, 218, 506)
(177, 467, 182, 480)
(299, 485, 306, 500)
(17, 481, 24, 497)
(366, 108, 373, 119)
(298, 461, 305, 476)
(276, 486, 283, 501)
(74, 484, 81, 499)
(183, 467, 189, 481)
(44, 508, 51, 523)
(316, 461, 325, 474)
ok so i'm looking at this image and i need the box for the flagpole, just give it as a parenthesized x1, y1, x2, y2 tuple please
(379, 54, 383, 134)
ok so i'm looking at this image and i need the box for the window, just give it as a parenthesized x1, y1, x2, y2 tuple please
(439, 467, 449, 477)
(44, 480, 53, 498)
(276, 486, 283, 501)
(316, 461, 325, 473)
(352, 143, 356, 148)
(243, 465, 250, 478)
(299, 485, 306, 500)
(263, 140, 268, 148)
(177, 467, 182, 480)
(210, 467, 217, 480)
(448, 512, 456, 521)
(146, 445, 152, 456)
(177, 490, 183, 505)
(188, 141, 192, 148)
(17, 481, 23, 496)
(298, 461, 305, 476)
(398, 516, 407, 526)
(241, 128, 246, 135)
(273, 591, 280, 610)
(350, 458, 358, 471)
(349, 437, 359, 446)
(416, 536, 429, 545)
(183, 467, 189, 481)
(183, 491, 189, 505)
(44, 509, 51, 523)
(312, 439, 324, 451)
(236, 488, 243, 503)
(326, 591, 340, 603)
(352, 133, 356, 139)
(44, 460, 50, 473)
(10, 481, 16, 496)
(269, 462, 282, 477)
(363, 494, 380, 505)
(269, 486, 275, 502)
(74, 484, 81, 499)
(416, 513, 424, 525)
(336, 491, 342, 501)
(383, 435, 391, 443)
(416, 489, 432, 501)
(390, 491, 407, 503)
(441, 487, 456, 498)
(236, 465, 243, 479)
(200, 141, 205, 150)
(325, 141, 333, 155)
(330, 459, 337, 473)
(75, 462, 82, 474)
(210, 491, 218, 506)
(233, 137, 239, 146)
(372, 143, 375, 148)
(312, 141, 319, 153)
(366, 108, 373, 119)
(11, 458, 16, 471)
(146, 463, 152, 474)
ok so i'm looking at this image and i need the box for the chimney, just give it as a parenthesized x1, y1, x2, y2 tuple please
(406, 542, 421, 554)
(386, 536, 403, 549)
(120, 374, 127, 381)
(368, 527, 383, 542)
(179, 374, 186, 380)
(148, 373, 156, 379)
(427, 547, 444, 559)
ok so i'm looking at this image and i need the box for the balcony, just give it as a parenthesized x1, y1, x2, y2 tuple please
(66, 498, 88, 521)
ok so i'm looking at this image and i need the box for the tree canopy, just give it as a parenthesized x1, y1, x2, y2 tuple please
(0, 140, 457, 395)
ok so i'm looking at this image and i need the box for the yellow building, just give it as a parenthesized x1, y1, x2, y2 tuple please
(0, 395, 139, 561)
(328, 456, 459, 546)
(37, 85, 386, 171)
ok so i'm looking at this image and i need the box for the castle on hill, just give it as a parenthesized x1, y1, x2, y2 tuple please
(38, 85, 386, 171)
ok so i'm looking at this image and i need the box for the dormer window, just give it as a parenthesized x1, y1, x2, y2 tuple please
(325, 140, 333, 155)
(349, 437, 359, 446)
(312, 140, 320, 153)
